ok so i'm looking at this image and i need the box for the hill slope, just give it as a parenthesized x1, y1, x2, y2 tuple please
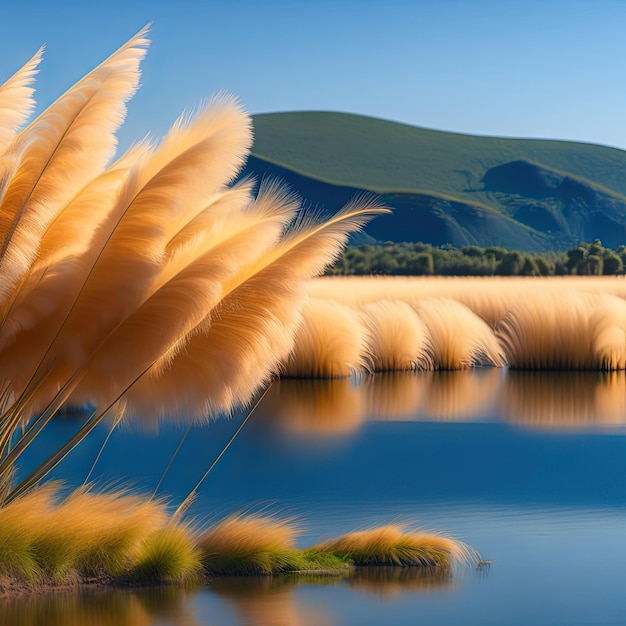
(245, 112, 626, 251)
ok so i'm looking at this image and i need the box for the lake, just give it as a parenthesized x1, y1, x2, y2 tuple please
(12, 369, 626, 625)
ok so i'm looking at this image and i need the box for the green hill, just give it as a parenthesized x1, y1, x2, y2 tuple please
(245, 111, 626, 251)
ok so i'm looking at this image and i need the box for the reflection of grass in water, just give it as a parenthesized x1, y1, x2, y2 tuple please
(348, 565, 453, 598)
(257, 378, 364, 436)
(258, 370, 503, 436)
(207, 565, 453, 626)
(502, 370, 626, 428)
(208, 575, 336, 626)
(418, 368, 502, 420)
(0, 592, 153, 626)
(363, 371, 426, 419)
(0, 586, 200, 626)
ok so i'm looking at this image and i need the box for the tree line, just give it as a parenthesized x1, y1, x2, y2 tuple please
(327, 240, 626, 276)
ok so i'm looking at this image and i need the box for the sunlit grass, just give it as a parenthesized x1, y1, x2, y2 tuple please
(0, 484, 180, 586)
(198, 514, 305, 576)
(132, 525, 202, 583)
(314, 524, 478, 568)
(361, 300, 432, 371)
(283, 298, 369, 378)
(497, 292, 626, 370)
(301, 276, 626, 373)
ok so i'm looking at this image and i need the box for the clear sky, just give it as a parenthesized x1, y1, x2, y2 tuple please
(3, 0, 626, 152)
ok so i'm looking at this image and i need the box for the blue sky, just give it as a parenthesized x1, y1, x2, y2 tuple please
(3, 0, 626, 152)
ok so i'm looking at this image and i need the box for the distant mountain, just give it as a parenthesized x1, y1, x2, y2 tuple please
(244, 112, 626, 251)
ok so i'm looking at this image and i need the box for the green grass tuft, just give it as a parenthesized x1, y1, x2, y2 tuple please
(132, 525, 202, 582)
(198, 513, 304, 576)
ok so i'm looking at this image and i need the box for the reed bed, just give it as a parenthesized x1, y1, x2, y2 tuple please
(0, 488, 476, 591)
(285, 276, 626, 376)
(414, 298, 504, 369)
(497, 292, 626, 370)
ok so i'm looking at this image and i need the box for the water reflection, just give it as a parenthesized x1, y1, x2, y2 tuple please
(0, 586, 200, 626)
(206, 566, 453, 625)
(207, 576, 336, 626)
(502, 370, 626, 429)
(258, 378, 365, 437)
(256, 369, 626, 436)
(346, 566, 454, 598)
(365, 369, 502, 421)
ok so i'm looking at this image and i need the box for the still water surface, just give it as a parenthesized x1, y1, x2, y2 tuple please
(14, 370, 626, 625)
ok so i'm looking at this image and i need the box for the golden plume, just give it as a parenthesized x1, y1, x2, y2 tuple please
(0, 26, 149, 304)
(0, 48, 42, 153)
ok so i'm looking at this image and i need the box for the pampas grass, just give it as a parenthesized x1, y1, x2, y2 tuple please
(497, 292, 626, 370)
(0, 29, 484, 591)
(415, 298, 504, 369)
(283, 298, 370, 378)
(0, 28, 385, 504)
(361, 300, 433, 371)
(303, 276, 626, 373)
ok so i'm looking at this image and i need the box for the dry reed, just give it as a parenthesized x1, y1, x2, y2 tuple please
(497, 292, 626, 370)
(361, 300, 433, 371)
(283, 298, 370, 378)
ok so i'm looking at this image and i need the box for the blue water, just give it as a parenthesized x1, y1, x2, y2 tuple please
(12, 370, 626, 625)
